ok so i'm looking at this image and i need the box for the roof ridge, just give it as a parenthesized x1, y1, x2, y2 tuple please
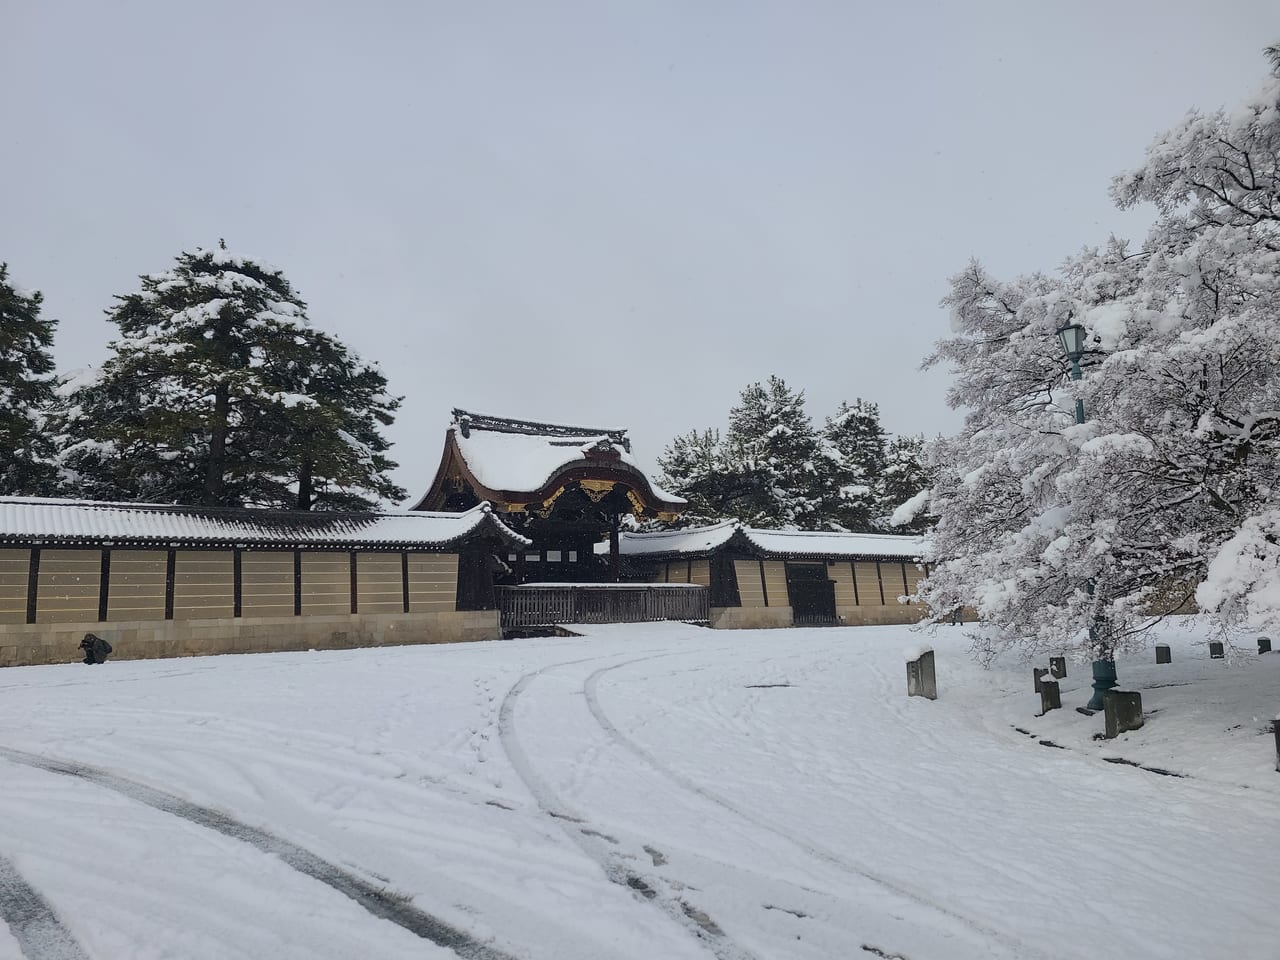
(620, 520, 739, 540)
(0, 496, 491, 523)
(743, 526, 920, 539)
(452, 408, 628, 444)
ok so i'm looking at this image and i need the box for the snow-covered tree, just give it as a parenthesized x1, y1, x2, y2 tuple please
(0, 264, 60, 496)
(55, 245, 404, 509)
(920, 46, 1280, 657)
(656, 427, 762, 527)
(880, 434, 932, 533)
(725, 376, 822, 528)
(815, 399, 887, 532)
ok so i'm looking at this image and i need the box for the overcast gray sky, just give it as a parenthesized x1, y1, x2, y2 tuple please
(4, 1, 1278, 503)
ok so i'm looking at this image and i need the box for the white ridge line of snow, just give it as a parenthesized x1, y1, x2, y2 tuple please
(0, 855, 90, 960)
(495, 651, 763, 960)
(0, 748, 517, 960)
(581, 657, 1050, 960)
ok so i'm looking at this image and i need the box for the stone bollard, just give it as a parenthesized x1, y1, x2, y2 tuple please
(1039, 679, 1061, 714)
(905, 648, 937, 700)
(1103, 690, 1143, 739)
(1260, 637, 1272, 655)
(1155, 644, 1171, 664)
(1209, 641, 1225, 659)
(1049, 656, 1067, 679)
(1033, 667, 1049, 693)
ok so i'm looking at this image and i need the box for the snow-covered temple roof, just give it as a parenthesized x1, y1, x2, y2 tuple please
(0, 497, 530, 551)
(607, 521, 927, 561)
(412, 409, 686, 518)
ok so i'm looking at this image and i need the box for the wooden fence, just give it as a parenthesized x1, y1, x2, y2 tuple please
(495, 584, 710, 629)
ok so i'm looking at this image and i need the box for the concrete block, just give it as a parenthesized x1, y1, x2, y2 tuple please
(1103, 690, 1144, 739)
(1039, 679, 1061, 714)
(906, 649, 937, 700)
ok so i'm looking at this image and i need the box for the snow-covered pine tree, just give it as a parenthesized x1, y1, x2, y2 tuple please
(0, 263, 59, 496)
(656, 427, 760, 527)
(879, 434, 932, 534)
(55, 245, 404, 510)
(815, 399, 887, 532)
(919, 46, 1280, 654)
(250, 325, 405, 510)
(725, 376, 822, 528)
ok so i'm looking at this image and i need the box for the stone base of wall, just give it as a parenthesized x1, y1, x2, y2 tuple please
(837, 604, 931, 627)
(0, 610, 502, 668)
(710, 606, 794, 629)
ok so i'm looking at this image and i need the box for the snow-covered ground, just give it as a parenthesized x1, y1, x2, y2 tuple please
(0, 620, 1276, 960)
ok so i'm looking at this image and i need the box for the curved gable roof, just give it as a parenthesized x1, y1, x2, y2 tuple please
(412, 410, 686, 515)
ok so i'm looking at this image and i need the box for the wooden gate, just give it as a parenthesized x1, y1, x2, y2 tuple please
(785, 563, 838, 626)
(495, 584, 710, 629)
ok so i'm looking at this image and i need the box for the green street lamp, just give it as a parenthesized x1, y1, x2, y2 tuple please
(1057, 321, 1118, 712)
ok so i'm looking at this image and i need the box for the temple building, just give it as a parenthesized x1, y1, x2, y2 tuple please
(412, 410, 687, 582)
(0, 408, 939, 668)
(417, 409, 935, 630)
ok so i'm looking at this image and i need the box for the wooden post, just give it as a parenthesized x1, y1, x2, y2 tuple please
(1155, 644, 1171, 664)
(1033, 667, 1049, 693)
(1209, 641, 1225, 659)
(609, 515, 620, 583)
(1260, 637, 1272, 655)
(1049, 656, 1067, 679)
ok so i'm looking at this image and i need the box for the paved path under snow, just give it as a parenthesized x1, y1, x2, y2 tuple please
(0, 623, 1275, 959)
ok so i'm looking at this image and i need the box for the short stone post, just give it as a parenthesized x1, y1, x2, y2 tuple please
(1039, 679, 1061, 714)
(1155, 644, 1171, 664)
(1260, 637, 1272, 655)
(905, 647, 937, 700)
(1049, 656, 1067, 679)
(1103, 690, 1143, 739)
(1209, 641, 1225, 659)
(1033, 667, 1049, 693)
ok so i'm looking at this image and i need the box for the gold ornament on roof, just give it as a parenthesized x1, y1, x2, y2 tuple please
(579, 479, 616, 503)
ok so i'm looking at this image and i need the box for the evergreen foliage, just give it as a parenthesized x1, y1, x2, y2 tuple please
(724, 376, 822, 528)
(53, 245, 405, 509)
(657, 379, 931, 532)
(0, 263, 60, 496)
(655, 428, 760, 526)
(880, 435, 932, 534)
(816, 399, 888, 532)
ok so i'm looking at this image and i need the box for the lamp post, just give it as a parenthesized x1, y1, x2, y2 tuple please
(1056, 321, 1117, 712)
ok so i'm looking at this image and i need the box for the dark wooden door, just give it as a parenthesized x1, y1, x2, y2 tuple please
(785, 563, 838, 626)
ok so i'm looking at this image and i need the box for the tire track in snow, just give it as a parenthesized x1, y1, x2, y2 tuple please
(582, 657, 1047, 960)
(0, 747, 516, 960)
(0, 856, 90, 960)
(496, 653, 761, 960)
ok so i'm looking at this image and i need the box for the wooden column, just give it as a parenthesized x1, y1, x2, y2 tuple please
(609, 514, 620, 582)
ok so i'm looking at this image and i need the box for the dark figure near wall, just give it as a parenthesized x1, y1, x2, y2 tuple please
(80, 633, 112, 665)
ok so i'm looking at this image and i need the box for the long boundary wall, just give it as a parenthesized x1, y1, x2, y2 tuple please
(0, 546, 495, 667)
(0, 610, 500, 667)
